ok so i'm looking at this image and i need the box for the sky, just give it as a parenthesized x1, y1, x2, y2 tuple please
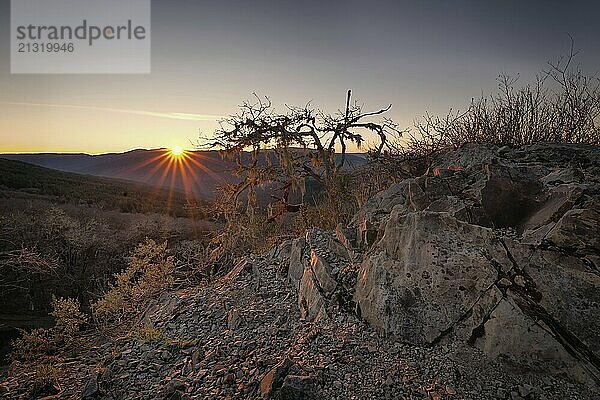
(1, 0, 599, 154)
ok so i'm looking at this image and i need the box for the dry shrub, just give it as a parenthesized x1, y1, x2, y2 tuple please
(50, 296, 87, 339)
(206, 172, 357, 273)
(0, 248, 57, 299)
(32, 364, 61, 397)
(43, 206, 80, 238)
(198, 91, 399, 275)
(352, 151, 424, 208)
(11, 296, 86, 361)
(93, 239, 174, 323)
(408, 46, 599, 154)
(129, 324, 196, 349)
(201, 181, 287, 271)
(131, 325, 168, 344)
(362, 46, 600, 197)
(11, 328, 55, 361)
(293, 172, 356, 232)
(296, 201, 343, 232)
(208, 212, 283, 264)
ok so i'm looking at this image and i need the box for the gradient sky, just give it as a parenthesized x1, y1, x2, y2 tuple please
(1, 0, 599, 154)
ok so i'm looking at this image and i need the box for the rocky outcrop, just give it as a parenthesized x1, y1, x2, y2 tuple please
(287, 229, 357, 322)
(352, 143, 600, 383)
(355, 211, 504, 344)
(277, 143, 600, 384)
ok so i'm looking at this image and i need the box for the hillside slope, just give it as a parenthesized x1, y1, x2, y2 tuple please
(0, 158, 207, 217)
(1, 143, 598, 399)
(1, 150, 229, 200)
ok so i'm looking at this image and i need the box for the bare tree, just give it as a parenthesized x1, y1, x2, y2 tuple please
(201, 90, 400, 215)
(198, 91, 399, 271)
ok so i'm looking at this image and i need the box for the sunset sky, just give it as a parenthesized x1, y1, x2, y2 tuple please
(1, 0, 599, 154)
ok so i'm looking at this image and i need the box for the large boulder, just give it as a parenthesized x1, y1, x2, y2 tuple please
(355, 211, 506, 345)
(349, 154, 552, 255)
(519, 248, 600, 364)
(355, 209, 600, 381)
(521, 184, 583, 235)
(473, 297, 582, 373)
(350, 143, 600, 382)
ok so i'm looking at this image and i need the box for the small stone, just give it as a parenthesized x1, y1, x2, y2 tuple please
(518, 384, 533, 397)
(228, 309, 241, 330)
(279, 375, 317, 400)
(514, 275, 526, 287)
(158, 379, 187, 399)
(498, 278, 512, 287)
(510, 391, 524, 400)
(81, 373, 99, 399)
(497, 146, 510, 155)
(260, 358, 292, 399)
(191, 347, 203, 368)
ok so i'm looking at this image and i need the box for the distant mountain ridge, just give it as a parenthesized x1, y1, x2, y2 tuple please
(1, 149, 234, 199)
(0, 149, 367, 199)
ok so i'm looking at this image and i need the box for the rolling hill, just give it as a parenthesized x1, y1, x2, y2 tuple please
(0, 149, 232, 200)
(0, 149, 367, 200)
(0, 158, 208, 217)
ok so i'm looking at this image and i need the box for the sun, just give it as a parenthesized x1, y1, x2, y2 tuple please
(169, 145, 184, 157)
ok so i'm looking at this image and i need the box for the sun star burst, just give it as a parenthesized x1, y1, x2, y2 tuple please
(169, 145, 184, 157)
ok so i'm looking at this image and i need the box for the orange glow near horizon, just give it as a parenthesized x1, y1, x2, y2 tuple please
(110, 147, 225, 237)
(129, 148, 226, 200)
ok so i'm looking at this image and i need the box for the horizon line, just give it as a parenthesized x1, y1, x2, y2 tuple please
(0, 147, 370, 156)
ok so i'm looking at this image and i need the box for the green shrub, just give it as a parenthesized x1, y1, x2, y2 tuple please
(11, 328, 55, 361)
(130, 324, 196, 349)
(50, 296, 87, 339)
(131, 325, 168, 344)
